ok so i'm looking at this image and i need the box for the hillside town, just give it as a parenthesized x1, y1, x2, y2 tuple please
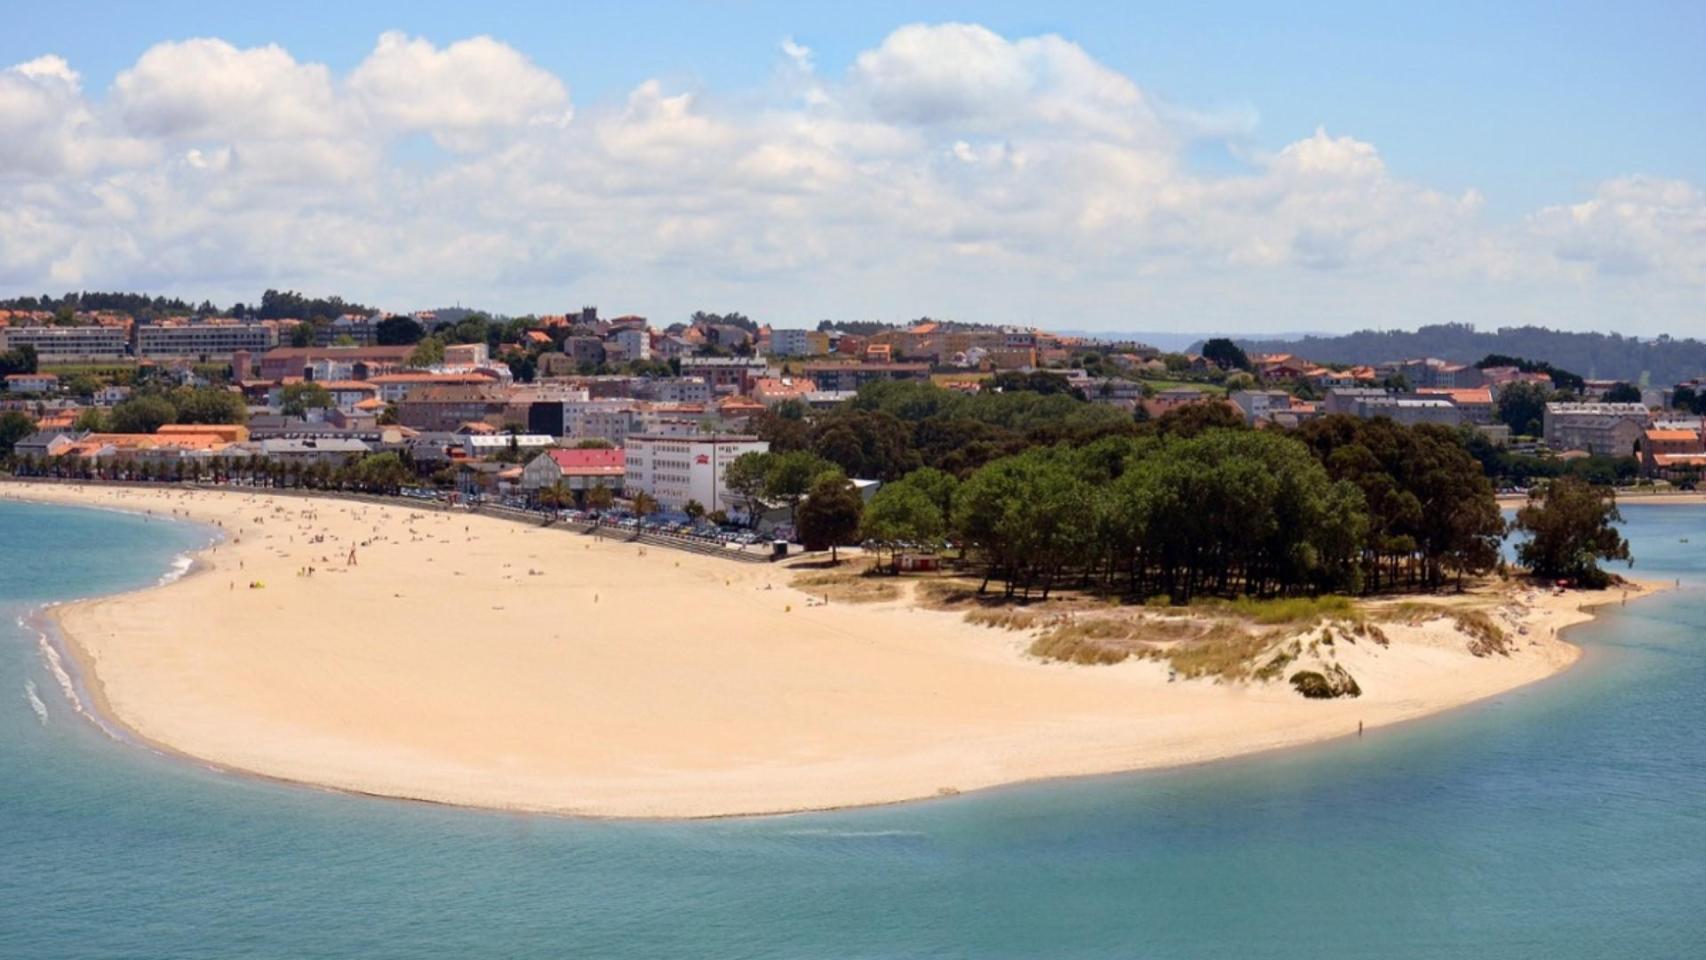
(4, 301, 1706, 549)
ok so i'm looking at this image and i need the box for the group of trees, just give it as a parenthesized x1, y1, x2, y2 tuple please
(74, 385, 249, 434)
(1671, 385, 1706, 415)
(0, 411, 35, 456)
(725, 449, 840, 522)
(0, 345, 38, 377)
(839, 399, 1513, 598)
(1512, 478, 1631, 587)
(754, 380, 1137, 480)
(1293, 417, 1505, 591)
(0, 292, 199, 316)
(845, 406, 1509, 599)
(952, 430, 1374, 600)
(8, 449, 415, 495)
(237, 290, 375, 322)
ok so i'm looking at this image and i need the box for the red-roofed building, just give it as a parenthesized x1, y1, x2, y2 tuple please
(1638, 426, 1706, 480)
(520, 447, 626, 495)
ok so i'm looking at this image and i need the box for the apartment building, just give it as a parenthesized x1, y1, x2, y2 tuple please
(0, 324, 128, 360)
(768, 328, 830, 357)
(1543, 402, 1652, 457)
(623, 434, 768, 513)
(134, 320, 279, 358)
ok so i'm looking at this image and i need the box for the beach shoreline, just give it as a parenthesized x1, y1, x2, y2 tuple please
(1499, 490, 1706, 508)
(0, 480, 1669, 819)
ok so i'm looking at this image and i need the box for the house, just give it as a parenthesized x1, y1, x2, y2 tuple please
(257, 345, 414, 380)
(1637, 426, 1706, 480)
(654, 334, 696, 360)
(562, 336, 608, 368)
(10, 429, 79, 460)
(268, 379, 381, 413)
(1229, 389, 1294, 425)
(610, 327, 651, 361)
(1141, 387, 1222, 419)
(519, 447, 626, 495)
(750, 377, 818, 407)
(768, 329, 830, 357)
(1418, 387, 1496, 424)
(679, 357, 770, 394)
(366, 372, 498, 403)
(444, 343, 488, 366)
(4, 373, 59, 393)
(395, 385, 512, 432)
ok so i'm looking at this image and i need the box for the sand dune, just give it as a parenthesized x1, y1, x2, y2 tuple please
(3, 481, 1653, 818)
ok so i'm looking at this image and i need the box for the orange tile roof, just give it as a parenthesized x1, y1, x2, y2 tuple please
(1646, 429, 1700, 442)
(1418, 387, 1493, 405)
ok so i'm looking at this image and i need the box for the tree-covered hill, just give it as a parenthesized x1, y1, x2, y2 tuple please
(1201, 323, 1706, 385)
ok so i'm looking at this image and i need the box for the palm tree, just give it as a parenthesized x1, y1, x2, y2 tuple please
(585, 484, 614, 512)
(631, 490, 659, 518)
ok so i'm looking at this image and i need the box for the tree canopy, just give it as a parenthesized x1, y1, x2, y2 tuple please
(280, 382, 333, 417)
(1512, 477, 1631, 587)
(797, 472, 864, 561)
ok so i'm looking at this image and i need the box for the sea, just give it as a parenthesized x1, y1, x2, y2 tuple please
(1, 497, 1703, 959)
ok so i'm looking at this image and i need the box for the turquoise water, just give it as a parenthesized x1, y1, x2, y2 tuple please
(2, 499, 1704, 958)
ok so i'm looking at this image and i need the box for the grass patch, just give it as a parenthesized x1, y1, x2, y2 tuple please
(1027, 617, 1163, 664)
(1203, 594, 1358, 625)
(965, 608, 1042, 631)
(1453, 609, 1510, 657)
(1164, 624, 1283, 682)
(1028, 631, 1134, 665)
(792, 568, 902, 604)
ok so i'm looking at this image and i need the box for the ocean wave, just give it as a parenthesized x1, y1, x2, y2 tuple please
(35, 622, 89, 723)
(24, 680, 47, 725)
(158, 552, 195, 586)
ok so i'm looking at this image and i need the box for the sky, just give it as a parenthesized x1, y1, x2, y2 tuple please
(1, 1, 1702, 334)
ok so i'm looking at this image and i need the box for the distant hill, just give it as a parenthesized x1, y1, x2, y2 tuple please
(1198, 323, 1706, 386)
(1059, 330, 1332, 353)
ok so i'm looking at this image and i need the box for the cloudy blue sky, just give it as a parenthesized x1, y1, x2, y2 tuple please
(2, 1, 1701, 333)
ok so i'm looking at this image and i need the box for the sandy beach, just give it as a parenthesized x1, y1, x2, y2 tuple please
(1499, 490, 1706, 508)
(2, 481, 1662, 818)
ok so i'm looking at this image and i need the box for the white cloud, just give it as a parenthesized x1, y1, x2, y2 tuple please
(848, 22, 1160, 145)
(0, 25, 1700, 334)
(0, 55, 155, 177)
(113, 38, 344, 141)
(1532, 176, 1706, 282)
(348, 32, 571, 150)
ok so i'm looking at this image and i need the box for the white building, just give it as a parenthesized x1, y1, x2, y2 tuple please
(0, 324, 128, 360)
(768, 328, 828, 357)
(1229, 389, 1294, 425)
(612, 327, 651, 362)
(623, 434, 768, 513)
(135, 321, 279, 358)
(3, 372, 59, 393)
(460, 434, 556, 458)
